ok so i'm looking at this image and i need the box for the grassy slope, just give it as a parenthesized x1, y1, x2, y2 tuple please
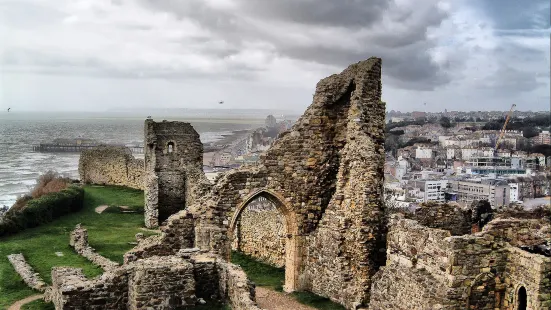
(0, 185, 153, 309)
(231, 251, 346, 310)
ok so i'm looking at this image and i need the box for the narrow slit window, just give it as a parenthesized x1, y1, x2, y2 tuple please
(168, 142, 174, 153)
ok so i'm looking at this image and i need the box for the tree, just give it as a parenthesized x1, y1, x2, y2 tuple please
(522, 127, 540, 139)
(439, 116, 452, 128)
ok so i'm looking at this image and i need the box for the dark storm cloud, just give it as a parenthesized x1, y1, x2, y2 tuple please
(138, 0, 452, 91)
(235, 0, 389, 28)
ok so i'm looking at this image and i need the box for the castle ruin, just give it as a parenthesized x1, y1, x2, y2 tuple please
(50, 57, 551, 309)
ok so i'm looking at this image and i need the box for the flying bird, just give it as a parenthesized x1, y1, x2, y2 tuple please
(7, 108, 10, 112)
(219, 101, 224, 105)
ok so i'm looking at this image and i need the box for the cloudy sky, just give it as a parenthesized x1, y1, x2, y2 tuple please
(0, 0, 549, 112)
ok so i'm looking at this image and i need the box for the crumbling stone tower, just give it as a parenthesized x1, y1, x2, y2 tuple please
(144, 120, 203, 228)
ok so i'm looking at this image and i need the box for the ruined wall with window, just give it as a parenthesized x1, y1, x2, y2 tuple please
(79, 146, 144, 190)
(144, 120, 206, 228)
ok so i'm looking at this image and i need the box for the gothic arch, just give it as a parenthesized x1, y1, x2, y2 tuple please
(228, 189, 302, 292)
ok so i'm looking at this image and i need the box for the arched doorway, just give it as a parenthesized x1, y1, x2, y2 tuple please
(517, 286, 527, 310)
(228, 189, 301, 292)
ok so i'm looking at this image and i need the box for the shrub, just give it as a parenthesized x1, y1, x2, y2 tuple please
(30, 171, 71, 199)
(0, 186, 84, 237)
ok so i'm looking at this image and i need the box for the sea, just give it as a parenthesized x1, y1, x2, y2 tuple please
(0, 111, 263, 208)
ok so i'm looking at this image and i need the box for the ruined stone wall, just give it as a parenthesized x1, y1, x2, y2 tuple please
(49, 267, 130, 310)
(232, 199, 286, 268)
(128, 256, 197, 309)
(368, 216, 452, 310)
(481, 217, 551, 247)
(70, 224, 119, 271)
(369, 215, 551, 310)
(144, 120, 205, 228)
(502, 247, 551, 310)
(406, 202, 472, 236)
(7, 253, 48, 292)
(301, 58, 385, 308)
(124, 211, 195, 263)
(79, 146, 144, 190)
(49, 251, 260, 310)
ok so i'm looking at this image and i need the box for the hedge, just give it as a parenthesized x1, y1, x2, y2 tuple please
(0, 186, 84, 237)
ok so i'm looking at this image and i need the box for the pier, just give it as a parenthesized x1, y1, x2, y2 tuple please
(32, 144, 144, 154)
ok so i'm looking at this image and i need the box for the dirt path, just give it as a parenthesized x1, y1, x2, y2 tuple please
(8, 294, 44, 310)
(255, 287, 315, 310)
(95, 205, 109, 214)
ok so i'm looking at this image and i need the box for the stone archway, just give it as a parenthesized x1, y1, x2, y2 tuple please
(228, 189, 302, 293)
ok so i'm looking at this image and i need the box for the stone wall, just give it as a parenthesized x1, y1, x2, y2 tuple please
(7, 253, 48, 292)
(49, 251, 260, 310)
(232, 198, 286, 268)
(406, 202, 472, 236)
(144, 120, 208, 228)
(70, 224, 119, 271)
(79, 146, 144, 190)
(368, 215, 551, 310)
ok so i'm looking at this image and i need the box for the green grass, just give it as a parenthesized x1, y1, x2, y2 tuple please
(0, 185, 156, 309)
(21, 299, 55, 310)
(291, 291, 347, 310)
(230, 251, 285, 291)
(231, 251, 346, 310)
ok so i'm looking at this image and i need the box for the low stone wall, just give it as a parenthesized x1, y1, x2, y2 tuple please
(406, 202, 472, 236)
(232, 201, 286, 268)
(7, 253, 48, 292)
(79, 146, 144, 190)
(50, 250, 261, 310)
(124, 211, 195, 264)
(70, 224, 119, 271)
(481, 217, 551, 247)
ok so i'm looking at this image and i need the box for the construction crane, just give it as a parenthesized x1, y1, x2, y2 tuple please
(494, 104, 516, 153)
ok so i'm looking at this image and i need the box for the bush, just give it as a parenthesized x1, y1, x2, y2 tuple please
(0, 186, 84, 237)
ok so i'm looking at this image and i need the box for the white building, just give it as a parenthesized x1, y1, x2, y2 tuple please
(410, 180, 448, 203)
(461, 148, 479, 160)
(415, 146, 434, 159)
(509, 183, 519, 202)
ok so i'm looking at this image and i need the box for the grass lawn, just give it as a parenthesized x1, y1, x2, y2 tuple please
(0, 185, 156, 309)
(230, 251, 346, 310)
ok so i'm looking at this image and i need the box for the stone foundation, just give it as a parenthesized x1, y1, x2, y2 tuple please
(49, 251, 259, 310)
(79, 146, 144, 190)
(7, 253, 48, 292)
(70, 224, 119, 271)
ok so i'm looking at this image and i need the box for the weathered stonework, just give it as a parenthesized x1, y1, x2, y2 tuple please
(49, 251, 260, 310)
(144, 120, 209, 228)
(7, 253, 48, 292)
(70, 224, 119, 271)
(368, 215, 551, 310)
(79, 146, 144, 190)
(232, 197, 286, 268)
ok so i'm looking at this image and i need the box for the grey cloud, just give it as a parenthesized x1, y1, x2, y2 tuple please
(235, 0, 389, 28)
(139, 0, 452, 91)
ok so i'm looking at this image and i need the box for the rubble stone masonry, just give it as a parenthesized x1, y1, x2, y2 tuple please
(79, 146, 144, 190)
(368, 215, 551, 310)
(232, 199, 286, 268)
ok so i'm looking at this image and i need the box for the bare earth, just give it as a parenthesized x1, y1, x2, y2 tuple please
(255, 287, 315, 310)
(95, 205, 109, 214)
(8, 294, 44, 310)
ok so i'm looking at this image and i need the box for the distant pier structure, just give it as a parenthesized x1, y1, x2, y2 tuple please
(32, 138, 144, 154)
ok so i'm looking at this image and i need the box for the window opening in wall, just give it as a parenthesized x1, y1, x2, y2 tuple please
(168, 142, 174, 153)
(517, 286, 527, 310)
